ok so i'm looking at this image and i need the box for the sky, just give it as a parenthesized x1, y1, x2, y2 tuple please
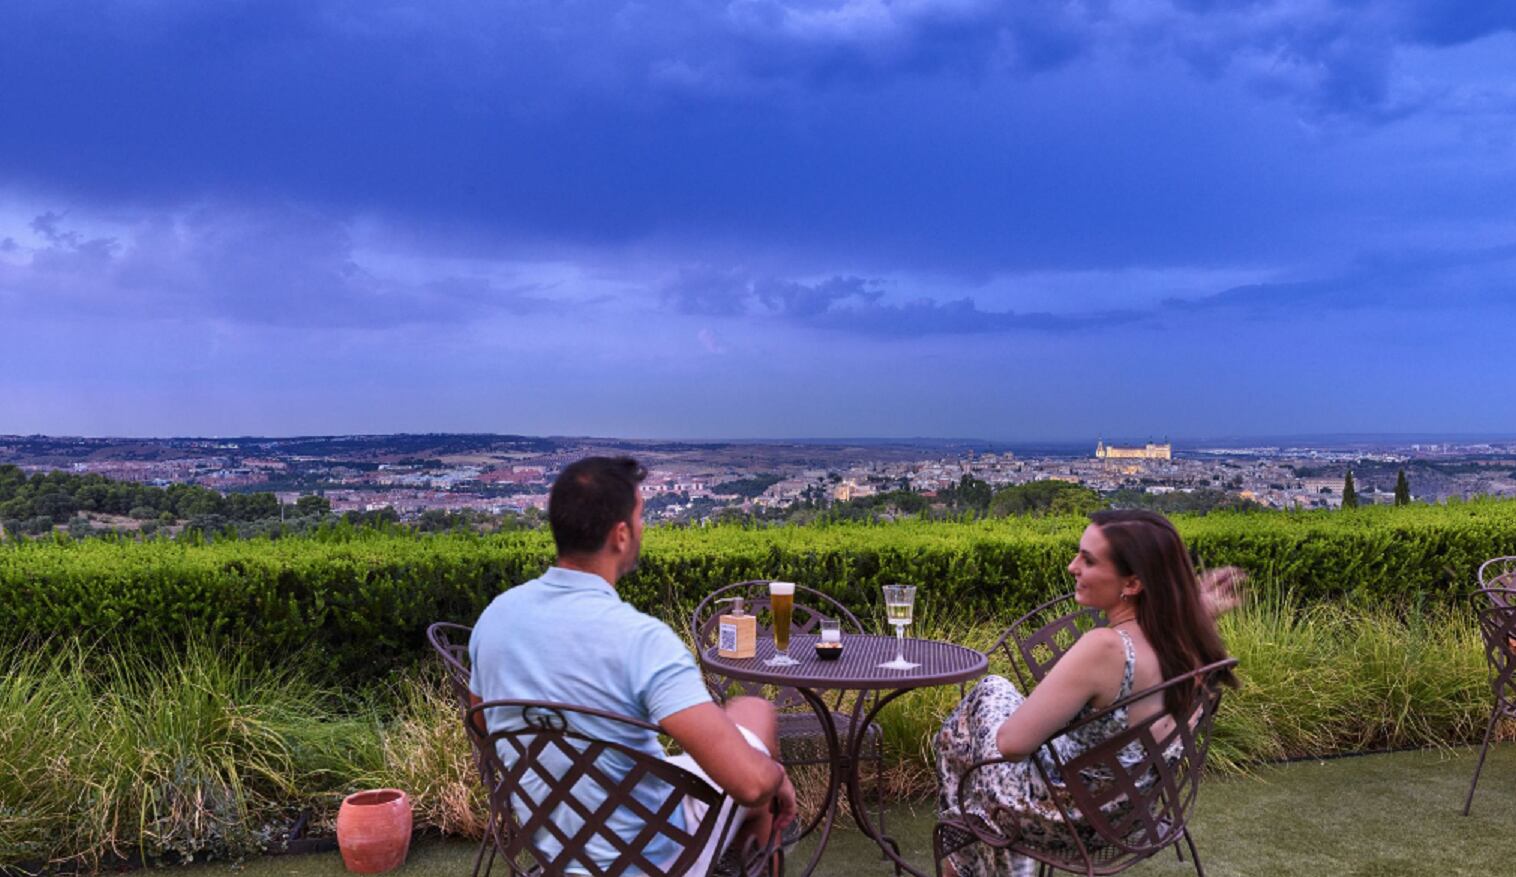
(2, 0, 1514, 441)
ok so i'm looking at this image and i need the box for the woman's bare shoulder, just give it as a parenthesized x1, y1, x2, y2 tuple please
(1065, 626, 1127, 664)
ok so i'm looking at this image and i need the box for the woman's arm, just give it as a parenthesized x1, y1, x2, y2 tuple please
(994, 628, 1126, 760)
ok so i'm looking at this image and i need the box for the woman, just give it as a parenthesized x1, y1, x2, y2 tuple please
(935, 509, 1241, 877)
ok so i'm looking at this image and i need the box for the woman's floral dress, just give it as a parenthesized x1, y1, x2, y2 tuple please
(935, 630, 1153, 877)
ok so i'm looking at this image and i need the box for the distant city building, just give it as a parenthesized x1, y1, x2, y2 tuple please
(1095, 440, 1172, 461)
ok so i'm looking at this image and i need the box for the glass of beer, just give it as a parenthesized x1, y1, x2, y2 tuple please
(765, 581, 798, 666)
(878, 584, 920, 670)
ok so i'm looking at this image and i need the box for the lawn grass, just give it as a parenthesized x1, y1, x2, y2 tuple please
(179, 746, 1516, 877)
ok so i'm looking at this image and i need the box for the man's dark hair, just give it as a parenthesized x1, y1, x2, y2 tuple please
(548, 456, 648, 556)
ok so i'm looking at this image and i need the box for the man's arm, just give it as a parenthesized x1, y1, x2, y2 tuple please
(661, 702, 785, 807)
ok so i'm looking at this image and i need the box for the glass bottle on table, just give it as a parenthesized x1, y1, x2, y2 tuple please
(878, 584, 920, 670)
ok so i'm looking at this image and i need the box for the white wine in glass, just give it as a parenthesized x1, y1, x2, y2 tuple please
(879, 584, 920, 670)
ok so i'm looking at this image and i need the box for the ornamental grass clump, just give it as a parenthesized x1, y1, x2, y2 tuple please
(350, 670, 488, 840)
(0, 640, 376, 870)
(1211, 594, 1491, 771)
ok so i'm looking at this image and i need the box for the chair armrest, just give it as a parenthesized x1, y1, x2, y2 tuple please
(944, 754, 1039, 848)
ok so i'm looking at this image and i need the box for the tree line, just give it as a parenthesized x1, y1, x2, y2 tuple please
(0, 465, 330, 538)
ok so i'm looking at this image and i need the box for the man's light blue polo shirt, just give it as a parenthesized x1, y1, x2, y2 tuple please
(468, 566, 714, 871)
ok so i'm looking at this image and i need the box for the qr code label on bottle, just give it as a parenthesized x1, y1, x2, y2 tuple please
(719, 623, 737, 653)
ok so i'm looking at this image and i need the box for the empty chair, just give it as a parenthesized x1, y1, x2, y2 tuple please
(1463, 587, 1516, 816)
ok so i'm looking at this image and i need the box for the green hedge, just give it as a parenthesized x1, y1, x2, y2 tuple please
(3, 500, 1514, 679)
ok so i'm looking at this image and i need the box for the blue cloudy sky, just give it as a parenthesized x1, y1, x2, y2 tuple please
(2, 0, 1514, 440)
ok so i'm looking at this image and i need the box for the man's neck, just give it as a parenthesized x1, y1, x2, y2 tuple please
(555, 555, 620, 588)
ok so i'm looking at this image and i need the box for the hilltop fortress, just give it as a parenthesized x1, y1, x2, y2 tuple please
(1095, 440, 1172, 461)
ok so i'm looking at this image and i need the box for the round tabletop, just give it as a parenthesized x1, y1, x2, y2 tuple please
(700, 633, 988, 691)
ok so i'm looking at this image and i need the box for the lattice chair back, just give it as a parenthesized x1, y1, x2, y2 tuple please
(988, 593, 1106, 691)
(1474, 589, 1516, 705)
(691, 581, 865, 708)
(467, 699, 743, 877)
(1031, 658, 1238, 872)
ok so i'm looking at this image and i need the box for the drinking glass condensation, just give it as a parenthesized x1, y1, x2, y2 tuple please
(879, 584, 920, 670)
(765, 581, 798, 667)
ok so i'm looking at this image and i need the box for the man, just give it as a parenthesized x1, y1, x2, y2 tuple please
(470, 456, 796, 874)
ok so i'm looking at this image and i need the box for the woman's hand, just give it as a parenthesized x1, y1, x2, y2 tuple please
(1198, 566, 1246, 618)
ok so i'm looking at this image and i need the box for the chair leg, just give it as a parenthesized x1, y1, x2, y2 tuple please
(874, 748, 887, 853)
(471, 832, 490, 877)
(1183, 827, 1205, 877)
(1463, 705, 1503, 816)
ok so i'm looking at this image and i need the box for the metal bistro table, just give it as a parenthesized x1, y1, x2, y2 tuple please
(700, 633, 987, 877)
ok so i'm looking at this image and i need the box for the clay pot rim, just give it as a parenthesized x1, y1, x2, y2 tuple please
(342, 789, 409, 808)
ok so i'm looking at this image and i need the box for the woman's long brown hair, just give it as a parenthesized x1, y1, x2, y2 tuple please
(1088, 509, 1238, 717)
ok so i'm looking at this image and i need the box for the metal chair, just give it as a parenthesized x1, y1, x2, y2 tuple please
(428, 621, 508, 877)
(690, 582, 885, 836)
(467, 698, 780, 877)
(987, 592, 1106, 691)
(1463, 588, 1516, 815)
(1479, 557, 1516, 590)
(933, 658, 1239, 877)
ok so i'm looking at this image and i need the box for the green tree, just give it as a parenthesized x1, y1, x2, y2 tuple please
(1341, 470, 1358, 509)
(295, 494, 332, 516)
(990, 480, 1105, 517)
(35, 491, 77, 524)
(946, 475, 993, 512)
(1394, 469, 1411, 506)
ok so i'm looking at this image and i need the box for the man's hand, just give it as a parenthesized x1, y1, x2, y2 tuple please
(1198, 566, 1246, 619)
(773, 771, 797, 838)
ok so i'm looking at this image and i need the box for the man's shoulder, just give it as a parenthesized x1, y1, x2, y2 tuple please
(601, 598, 683, 641)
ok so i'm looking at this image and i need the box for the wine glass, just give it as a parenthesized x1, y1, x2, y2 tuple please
(878, 584, 920, 670)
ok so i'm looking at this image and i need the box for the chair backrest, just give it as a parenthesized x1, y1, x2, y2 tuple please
(427, 621, 476, 711)
(1479, 558, 1516, 597)
(428, 620, 523, 857)
(1029, 658, 1239, 870)
(690, 580, 865, 708)
(1474, 589, 1516, 703)
(987, 592, 1105, 690)
(467, 699, 742, 877)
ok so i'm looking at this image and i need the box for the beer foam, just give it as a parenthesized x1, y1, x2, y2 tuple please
(768, 581, 795, 595)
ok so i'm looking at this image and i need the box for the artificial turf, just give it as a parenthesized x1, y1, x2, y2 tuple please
(199, 745, 1516, 877)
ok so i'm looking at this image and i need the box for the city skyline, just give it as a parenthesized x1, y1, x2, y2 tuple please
(3, 2, 1514, 438)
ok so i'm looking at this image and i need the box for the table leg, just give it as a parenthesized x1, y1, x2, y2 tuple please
(845, 686, 923, 877)
(789, 686, 843, 877)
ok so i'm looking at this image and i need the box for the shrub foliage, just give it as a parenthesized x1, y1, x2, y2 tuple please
(3, 500, 1515, 679)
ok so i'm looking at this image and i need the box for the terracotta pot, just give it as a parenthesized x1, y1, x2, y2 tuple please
(336, 789, 413, 874)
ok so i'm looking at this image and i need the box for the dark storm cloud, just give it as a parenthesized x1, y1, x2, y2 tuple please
(0, 206, 549, 329)
(3, 1, 1511, 236)
(1170, 243, 1516, 315)
(662, 268, 1141, 335)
